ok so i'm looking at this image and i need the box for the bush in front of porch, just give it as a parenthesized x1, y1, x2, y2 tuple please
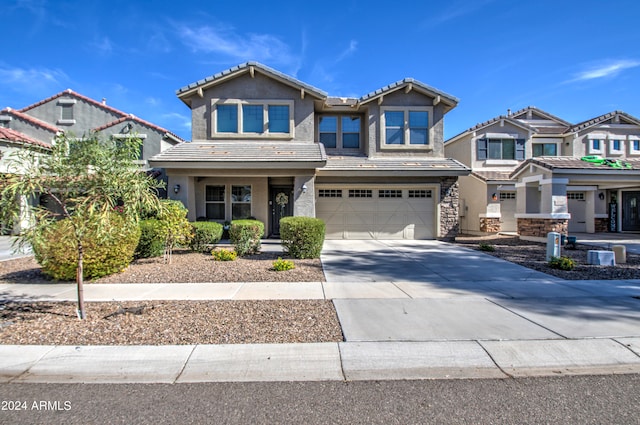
(280, 217, 325, 259)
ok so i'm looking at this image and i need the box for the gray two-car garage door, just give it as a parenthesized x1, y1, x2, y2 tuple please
(316, 186, 436, 239)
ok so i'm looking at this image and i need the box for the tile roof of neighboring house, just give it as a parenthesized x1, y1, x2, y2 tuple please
(319, 153, 470, 176)
(446, 106, 571, 143)
(20, 89, 128, 118)
(511, 156, 640, 178)
(0, 127, 51, 149)
(176, 62, 328, 101)
(93, 115, 186, 143)
(148, 141, 326, 168)
(358, 78, 459, 109)
(1, 108, 60, 134)
(471, 170, 513, 182)
(567, 110, 640, 133)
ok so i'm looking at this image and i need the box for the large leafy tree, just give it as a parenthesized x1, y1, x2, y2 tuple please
(0, 132, 163, 319)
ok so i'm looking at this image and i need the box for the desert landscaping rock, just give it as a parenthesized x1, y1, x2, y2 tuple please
(0, 300, 343, 345)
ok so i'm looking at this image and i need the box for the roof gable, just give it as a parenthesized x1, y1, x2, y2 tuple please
(93, 115, 185, 143)
(0, 108, 60, 134)
(0, 127, 51, 149)
(568, 110, 640, 133)
(20, 89, 128, 119)
(177, 62, 328, 105)
(358, 78, 458, 112)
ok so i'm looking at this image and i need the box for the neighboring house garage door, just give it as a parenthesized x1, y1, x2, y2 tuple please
(567, 192, 587, 233)
(316, 186, 436, 239)
(499, 192, 517, 232)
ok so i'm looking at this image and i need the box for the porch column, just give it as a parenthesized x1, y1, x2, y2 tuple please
(293, 175, 315, 217)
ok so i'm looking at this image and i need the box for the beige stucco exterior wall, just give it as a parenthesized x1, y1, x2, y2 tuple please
(456, 175, 487, 234)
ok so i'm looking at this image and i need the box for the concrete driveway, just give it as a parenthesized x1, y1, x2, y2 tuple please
(321, 239, 640, 343)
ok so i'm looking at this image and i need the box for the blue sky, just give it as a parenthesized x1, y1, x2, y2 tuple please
(2, 0, 639, 141)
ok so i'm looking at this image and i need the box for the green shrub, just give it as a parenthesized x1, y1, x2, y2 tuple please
(190, 221, 223, 253)
(478, 242, 495, 252)
(135, 219, 165, 258)
(32, 213, 140, 281)
(272, 257, 295, 271)
(229, 219, 264, 256)
(211, 248, 237, 261)
(549, 256, 575, 271)
(280, 216, 325, 259)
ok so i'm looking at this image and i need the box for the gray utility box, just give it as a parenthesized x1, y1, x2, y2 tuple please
(587, 250, 616, 266)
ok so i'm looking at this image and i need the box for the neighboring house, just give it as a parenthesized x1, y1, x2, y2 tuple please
(0, 89, 185, 233)
(0, 127, 51, 233)
(445, 108, 640, 239)
(150, 62, 469, 240)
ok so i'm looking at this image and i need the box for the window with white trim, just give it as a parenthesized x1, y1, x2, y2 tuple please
(588, 138, 603, 154)
(609, 138, 624, 155)
(212, 99, 293, 137)
(380, 107, 432, 148)
(630, 138, 640, 155)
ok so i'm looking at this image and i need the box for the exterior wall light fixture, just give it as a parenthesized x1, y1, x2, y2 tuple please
(174, 184, 181, 194)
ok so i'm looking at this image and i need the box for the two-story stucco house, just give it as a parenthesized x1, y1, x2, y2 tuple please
(0, 89, 184, 232)
(445, 107, 640, 239)
(149, 62, 469, 240)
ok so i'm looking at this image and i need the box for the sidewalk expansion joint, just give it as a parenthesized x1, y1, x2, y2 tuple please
(484, 297, 568, 339)
(476, 340, 514, 379)
(173, 344, 198, 384)
(613, 338, 640, 359)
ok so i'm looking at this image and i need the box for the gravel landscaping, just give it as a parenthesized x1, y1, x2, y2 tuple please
(0, 300, 343, 345)
(454, 234, 639, 280)
(1, 235, 637, 345)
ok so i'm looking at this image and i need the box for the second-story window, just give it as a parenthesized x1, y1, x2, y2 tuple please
(533, 143, 557, 157)
(380, 107, 431, 148)
(319, 115, 361, 149)
(477, 138, 525, 160)
(213, 99, 293, 137)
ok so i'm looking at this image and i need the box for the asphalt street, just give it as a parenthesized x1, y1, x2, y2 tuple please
(1, 375, 639, 424)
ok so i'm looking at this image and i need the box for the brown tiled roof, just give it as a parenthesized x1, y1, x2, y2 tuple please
(320, 154, 469, 175)
(149, 141, 326, 168)
(358, 78, 459, 108)
(93, 115, 186, 143)
(0, 127, 51, 149)
(511, 156, 640, 177)
(471, 170, 513, 181)
(20, 89, 128, 118)
(567, 110, 640, 133)
(1, 108, 60, 134)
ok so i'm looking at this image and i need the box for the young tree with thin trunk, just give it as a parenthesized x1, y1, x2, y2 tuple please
(0, 132, 162, 319)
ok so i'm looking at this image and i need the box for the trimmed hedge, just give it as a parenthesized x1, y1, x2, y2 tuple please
(280, 216, 325, 259)
(33, 213, 141, 281)
(135, 219, 165, 259)
(190, 221, 223, 253)
(229, 219, 264, 256)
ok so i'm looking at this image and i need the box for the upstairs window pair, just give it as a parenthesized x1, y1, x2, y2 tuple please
(215, 101, 292, 136)
(382, 108, 430, 147)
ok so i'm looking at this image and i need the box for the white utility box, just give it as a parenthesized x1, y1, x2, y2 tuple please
(587, 250, 616, 266)
(546, 232, 561, 261)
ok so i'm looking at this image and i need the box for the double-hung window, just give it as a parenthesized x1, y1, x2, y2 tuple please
(231, 185, 252, 219)
(630, 138, 640, 155)
(319, 115, 361, 149)
(213, 99, 293, 137)
(381, 107, 431, 148)
(205, 186, 225, 220)
(609, 138, 624, 155)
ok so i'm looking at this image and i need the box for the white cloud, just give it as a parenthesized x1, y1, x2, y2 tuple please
(335, 40, 358, 63)
(424, 0, 496, 26)
(570, 60, 640, 82)
(175, 23, 300, 73)
(90, 37, 114, 55)
(0, 66, 68, 88)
